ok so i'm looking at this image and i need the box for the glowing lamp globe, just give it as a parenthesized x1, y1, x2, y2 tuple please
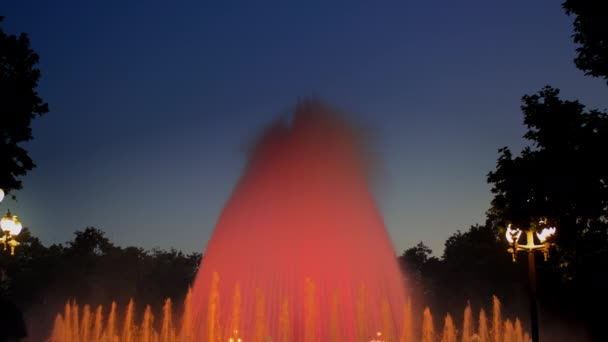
(0, 188, 4, 202)
(1, 211, 15, 233)
(11, 216, 23, 236)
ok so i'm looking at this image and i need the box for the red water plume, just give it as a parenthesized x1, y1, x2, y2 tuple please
(191, 101, 407, 341)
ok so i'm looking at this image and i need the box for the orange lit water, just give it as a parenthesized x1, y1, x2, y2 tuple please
(49, 286, 529, 342)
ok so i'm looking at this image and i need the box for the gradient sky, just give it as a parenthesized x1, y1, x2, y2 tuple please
(2, 1, 606, 256)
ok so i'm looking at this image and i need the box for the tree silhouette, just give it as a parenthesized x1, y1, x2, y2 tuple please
(563, 0, 608, 83)
(0, 16, 48, 193)
(66, 227, 114, 257)
(399, 242, 436, 302)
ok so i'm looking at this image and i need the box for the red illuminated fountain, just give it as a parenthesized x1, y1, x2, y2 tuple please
(48, 102, 531, 342)
(191, 101, 407, 341)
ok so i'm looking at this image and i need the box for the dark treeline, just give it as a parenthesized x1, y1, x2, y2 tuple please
(0, 227, 201, 341)
(398, 225, 528, 322)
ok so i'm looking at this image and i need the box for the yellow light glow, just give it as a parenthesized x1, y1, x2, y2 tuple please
(536, 227, 556, 243)
(505, 224, 521, 244)
(8, 239, 20, 256)
(10, 215, 23, 236)
(0, 211, 23, 256)
(1, 211, 15, 232)
(229, 329, 242, 342)
(370, 331, 384, 342)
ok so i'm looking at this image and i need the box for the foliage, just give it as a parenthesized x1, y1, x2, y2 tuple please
(398, 242, 438, 305)
(399, 225, 527, 322)
(563, 0, 608, 82)
(0, 16, 49, 193)
(399, 241, 433, 277)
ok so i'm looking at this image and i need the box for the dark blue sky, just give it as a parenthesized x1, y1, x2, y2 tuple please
(2, 1, 606, 255)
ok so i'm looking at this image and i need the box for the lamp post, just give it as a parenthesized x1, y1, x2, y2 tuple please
(0, 189, 24, 256)
(505, 220, 556, 342)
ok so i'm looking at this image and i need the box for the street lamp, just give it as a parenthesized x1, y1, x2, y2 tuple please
(505, 219, 556, 342)
(1, 210, 23, 255)
(0, 188, 24, 256)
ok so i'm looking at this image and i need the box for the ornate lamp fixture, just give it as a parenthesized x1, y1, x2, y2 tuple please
(1, 210, 23, 255)
(505, 220, 556, 262)
(0, 189, 24, 256)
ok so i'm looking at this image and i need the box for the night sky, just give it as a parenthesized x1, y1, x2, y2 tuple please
(2, 1, 606, 256)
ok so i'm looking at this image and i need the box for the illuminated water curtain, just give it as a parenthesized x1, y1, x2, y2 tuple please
(190, 104, 408, 340)
(49, 290, 531, 342)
